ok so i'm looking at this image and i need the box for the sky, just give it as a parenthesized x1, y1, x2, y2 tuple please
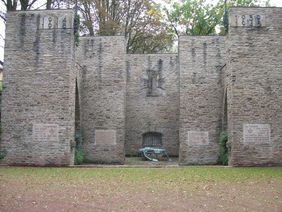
(0, 0, 282, 65)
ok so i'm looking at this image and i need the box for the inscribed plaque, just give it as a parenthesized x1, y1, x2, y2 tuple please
(33, 124, 59, 141)
(187, 131, 209, 145)
(40, 16, 55, 29)
(243, 124, 270, 144)
(230, 14, 265, 27)
(95, 130, 116, 145)
(58, 16, 73, 29)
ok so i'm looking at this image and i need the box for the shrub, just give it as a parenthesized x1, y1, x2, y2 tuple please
(0, 150, 7, 160)
(75, 146, 84, 165)
(74, 15, 80, 47)
(74, 131, 84, 165)
(218, 131, 228, 165)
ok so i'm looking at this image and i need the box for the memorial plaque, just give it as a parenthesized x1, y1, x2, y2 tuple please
(230, 14, 265, 27)
(33, 124, 59, 141)
(187, 131, 209, 145)
(40, 16, 55, 29)
(243, 124, 270, 144)
(58, 16, 73, 29)
(95, 129, 116, 145)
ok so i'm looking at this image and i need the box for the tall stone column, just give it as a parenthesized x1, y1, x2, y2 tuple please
(76, 37, 126, 164)
(1, 10, 76, 166)
(179, 36, 226, 165)
(227, 7, 282, 166)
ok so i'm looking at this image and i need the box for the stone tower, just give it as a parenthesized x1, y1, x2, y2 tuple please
(1, 10, 76, 165)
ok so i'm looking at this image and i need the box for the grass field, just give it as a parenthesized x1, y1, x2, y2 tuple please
(0, 167, 281, 211)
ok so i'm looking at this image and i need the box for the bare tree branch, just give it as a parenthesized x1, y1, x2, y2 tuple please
(0, 12, 6, 22)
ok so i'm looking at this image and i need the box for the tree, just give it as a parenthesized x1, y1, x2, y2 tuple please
(166, 0, 223, 37)
(1, 0, 17, 12)
(1, 0, 41, 11)
(125, 1, 173, 53)
(78, 0, 173, 53)
(165, 0, 271, 38)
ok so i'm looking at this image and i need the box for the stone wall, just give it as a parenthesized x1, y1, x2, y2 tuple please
(227, 7, 282, 166)
(1, 8, 281, 167)
(125, 54, 179, 156)
(1, 10, 76, 166)
(76, 36, 126, 164)
(179, 36, 226, 165)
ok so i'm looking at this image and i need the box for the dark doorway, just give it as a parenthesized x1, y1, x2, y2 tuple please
(142, 132, 162, 147)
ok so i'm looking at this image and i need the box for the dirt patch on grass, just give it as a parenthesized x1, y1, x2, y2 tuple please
(0, 167, 281, 211)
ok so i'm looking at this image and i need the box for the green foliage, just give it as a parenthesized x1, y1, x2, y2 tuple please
(0, 150, 7, 160)
(227, 0, 267, 6)
(74, 15, 80, 47)
(0, 81, 3, 92)
(166, 0, 269, 37)
(75, 147, 84, 165)
(126, 1, 174, 53)
(79, 0, 173, 53)
(218, 131, 229, 165)
(1, 167, 282, 182)
(74, 131, 84, 165)
(167, 0, 224, 36)
(0, 81, 3, 161)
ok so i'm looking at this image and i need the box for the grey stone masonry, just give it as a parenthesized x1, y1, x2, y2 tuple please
(76, 37, 126, 164)
(179, 36, 226, 165)
(1, 10, 76, 166)
(1, 8, 282, 167)
(227, 7, 282, 166)
(125, 54, 179, 156)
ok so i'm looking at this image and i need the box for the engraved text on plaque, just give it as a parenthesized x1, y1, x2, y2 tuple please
(243, 124, 270, 144)
(95, 129, 116, 145)
(188, 131, 209, 145)
(33, 124, 59, 141)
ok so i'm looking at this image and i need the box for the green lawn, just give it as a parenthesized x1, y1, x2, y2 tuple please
(0, 167, 281, 211)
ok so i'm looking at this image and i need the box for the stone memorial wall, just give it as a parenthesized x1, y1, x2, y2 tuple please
(1, 7, 281, 166)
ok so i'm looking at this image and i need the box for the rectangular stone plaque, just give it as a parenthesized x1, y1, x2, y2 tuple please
(243, 124, 270, 144)
(33, 124, 59, 141)
(230, 14, 265, 27)
(40, 16, 55, 29)
(95, 129, 116, 145)
(58, 16, 73, 29)
(187, 131, 209, 146)
(40, 15, 73, 29)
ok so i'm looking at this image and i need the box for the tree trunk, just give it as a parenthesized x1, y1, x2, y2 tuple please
(6, 0, 18, 11)
(20, 0, 29, 10)
(46, 0, 52, 9)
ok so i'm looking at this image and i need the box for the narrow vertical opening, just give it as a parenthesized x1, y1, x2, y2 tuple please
(75, 80, 80, 132)
(74, 79, 84, 165)
(222, 88, 228, 131)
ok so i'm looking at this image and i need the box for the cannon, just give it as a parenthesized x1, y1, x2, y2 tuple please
(138, 147, 170, 162)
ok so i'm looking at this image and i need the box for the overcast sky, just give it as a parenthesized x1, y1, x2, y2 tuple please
(0, 0, 282, 64)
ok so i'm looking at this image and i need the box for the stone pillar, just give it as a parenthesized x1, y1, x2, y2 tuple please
(227, 7, 282, 166)
(179, 36, 226, 165)
(0, 10, 76, 166)
(76, 37, 126, 164)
